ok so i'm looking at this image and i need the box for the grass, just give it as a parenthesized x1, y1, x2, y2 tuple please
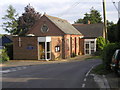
(85, 55, 101, 60)
(91, 64, 112, 75)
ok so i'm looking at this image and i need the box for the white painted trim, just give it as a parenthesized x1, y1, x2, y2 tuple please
(45, 42, 47, 60)
(38, 41, 51, 61)
(84, 39, 97, 55)
(38, 37, 51, 42)
(38, 41, 40, 60)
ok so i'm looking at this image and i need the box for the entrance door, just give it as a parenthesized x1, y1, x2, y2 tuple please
(84, 40, 95, 55)
(39, 42, 45, 60)
(39, 42, 51, 60)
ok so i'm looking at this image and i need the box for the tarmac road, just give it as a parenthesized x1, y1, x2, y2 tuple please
(2, 59, 102, 88)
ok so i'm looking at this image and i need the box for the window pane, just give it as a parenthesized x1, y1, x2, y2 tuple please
(91, 50, 95, 54)
(47, 42, 50, 52)
(47, 53, 50, 59)
(86, 50, 89, 54)
(86, 44, 89, 49)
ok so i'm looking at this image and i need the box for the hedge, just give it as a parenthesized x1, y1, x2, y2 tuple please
(0, 49, 9, 63)
(4, 43, 13, 60)
(101, 43, 120, 70)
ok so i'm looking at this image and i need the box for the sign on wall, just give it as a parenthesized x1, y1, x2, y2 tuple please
(27, 45, 34, 50)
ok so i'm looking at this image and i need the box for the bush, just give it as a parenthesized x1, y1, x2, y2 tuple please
(102, 43, 120, 70)
(4, 43, 13, 60)
(0, 49, 9, 63)
(96, 36, 108, 55)
(97, 36, 106, 51)
(71, 52, 76, 58)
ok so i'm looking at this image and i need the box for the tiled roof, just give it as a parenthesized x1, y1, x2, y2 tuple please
(45, 14, 82, 35)
(73, 23, 104, 38)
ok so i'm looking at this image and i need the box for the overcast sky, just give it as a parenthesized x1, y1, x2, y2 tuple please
(0, 0, 120, 34)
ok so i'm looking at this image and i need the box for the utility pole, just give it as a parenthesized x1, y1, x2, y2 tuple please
(103, 0, 108, 43)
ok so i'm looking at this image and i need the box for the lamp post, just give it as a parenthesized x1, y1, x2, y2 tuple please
(103, 0, 108, 43)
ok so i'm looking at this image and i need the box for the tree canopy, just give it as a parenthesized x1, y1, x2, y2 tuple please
(75, 8, 102, 24)
(107, 20, 117, 43)
(17, 4, 41, 36)
(2, 5, 18, 35)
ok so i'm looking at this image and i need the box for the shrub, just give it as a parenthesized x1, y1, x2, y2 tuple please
(4, 43, 13, 60)
(101, 43, 120, 70)
(71, 52, 76, 58)
(96, 36, 108, 55)
(0, 49, 9, 63)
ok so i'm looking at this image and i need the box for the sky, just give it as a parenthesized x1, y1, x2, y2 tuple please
(0, 0, 120, 34)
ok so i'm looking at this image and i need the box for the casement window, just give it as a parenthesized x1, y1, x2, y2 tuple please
(84, 39, 96, 55)
(55, 46, 60, 52)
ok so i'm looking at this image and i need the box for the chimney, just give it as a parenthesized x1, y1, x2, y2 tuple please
(88, 20, 91, 24)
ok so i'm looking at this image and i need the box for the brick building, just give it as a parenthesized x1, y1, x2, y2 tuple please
(73, 23, 105, 55)
(13, 14, 84, 60)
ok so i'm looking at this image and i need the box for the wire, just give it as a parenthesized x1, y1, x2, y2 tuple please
(111, 0, 120, 15)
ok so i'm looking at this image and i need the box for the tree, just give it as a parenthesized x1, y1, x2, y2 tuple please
(107, 20, 117, 43)
(89, 8, 102, 24)
(75, 8, 102, 24)
(2, 5, 18, 35)
(74, 18, 83, 24)
(17, 4, 41, 36)
(83, 13, 91, 24)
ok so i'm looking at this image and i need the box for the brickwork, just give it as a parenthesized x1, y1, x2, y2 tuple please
(13, 37, 38, 60)
(27, 16, 65, 36)
(51, 36, 63, 60)
(13, 15, 84, 60)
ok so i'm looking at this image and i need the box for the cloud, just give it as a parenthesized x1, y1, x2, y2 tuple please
(0, 0, 119, 34)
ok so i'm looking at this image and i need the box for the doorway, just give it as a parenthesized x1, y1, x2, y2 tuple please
(84, 40, 95, 55)
(39, 42, 51, 60)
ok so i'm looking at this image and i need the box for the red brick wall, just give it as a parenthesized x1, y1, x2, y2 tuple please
(79, 39, 84, 55)
(27, 16, 65, 36)
(13, 37, 38, 60)
(70, 35, 81, 56)
(51, 36, 63, 60)
(63, 35, 83, 58)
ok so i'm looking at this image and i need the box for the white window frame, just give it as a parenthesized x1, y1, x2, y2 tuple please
(84, 39, 96, 55)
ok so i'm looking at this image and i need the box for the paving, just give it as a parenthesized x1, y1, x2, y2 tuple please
(1, 55, 92, 68)
(106, 73, 120, 89)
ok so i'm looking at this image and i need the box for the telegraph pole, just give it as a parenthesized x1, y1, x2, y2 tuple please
(103, 0, 108, 43)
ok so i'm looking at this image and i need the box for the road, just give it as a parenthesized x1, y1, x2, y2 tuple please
(2, 59, 102, 88)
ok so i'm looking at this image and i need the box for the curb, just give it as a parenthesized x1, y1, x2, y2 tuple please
(103, 75, 110, 89)
(90, 74, 110, 89)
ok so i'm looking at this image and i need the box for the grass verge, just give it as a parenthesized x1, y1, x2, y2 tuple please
(91, 64, 112, 75)
(85, 55, 101, 60)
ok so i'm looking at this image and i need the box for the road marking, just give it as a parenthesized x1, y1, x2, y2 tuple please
(1, 66, 27, 74)
(82, 83, 85, 88)
(84, 78, 86, 82)
(0, 70, 10, 73)
(11, 69, 17, 72)
(22, 67, 27, 69)
(17, 67, 23, 70)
